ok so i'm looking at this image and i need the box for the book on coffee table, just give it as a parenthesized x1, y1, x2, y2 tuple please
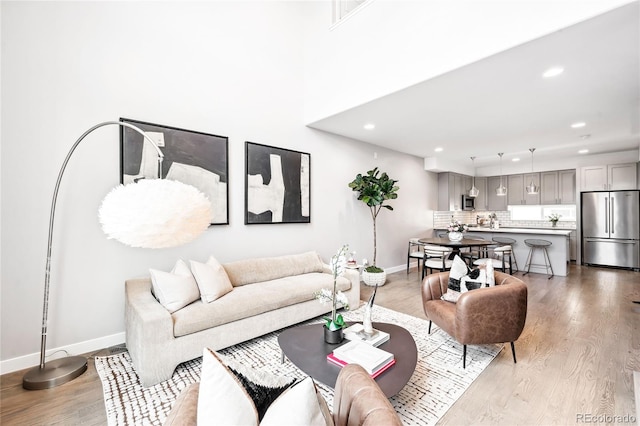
(328, 340, 395, 376)
(343, 323, 390, 347)
(327, 352, 396, 378)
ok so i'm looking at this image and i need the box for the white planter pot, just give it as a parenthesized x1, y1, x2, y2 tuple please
(361, 269, 386, 286)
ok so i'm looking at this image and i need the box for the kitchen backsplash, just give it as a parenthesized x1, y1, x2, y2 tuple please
(433, 210, 577, 230)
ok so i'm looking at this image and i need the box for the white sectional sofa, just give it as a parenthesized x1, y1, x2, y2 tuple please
(125, 251, 360, 387)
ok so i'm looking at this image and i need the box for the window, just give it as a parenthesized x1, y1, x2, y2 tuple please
(542, 206, 576, 221)
(332, 0, 370, 25)
(508, 205, 576, 221)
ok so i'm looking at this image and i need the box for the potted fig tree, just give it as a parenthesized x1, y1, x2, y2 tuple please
(348, 167, 399, 286)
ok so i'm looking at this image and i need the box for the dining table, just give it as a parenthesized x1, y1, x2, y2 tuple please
(418, 237, 495, 258)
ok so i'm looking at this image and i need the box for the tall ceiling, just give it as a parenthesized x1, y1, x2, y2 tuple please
(307, 2, 640, 170)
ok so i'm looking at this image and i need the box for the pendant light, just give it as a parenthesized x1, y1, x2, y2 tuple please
(468, 156, 479, 197)
(496, 153, 507, 196)
(526, 148, 539, 195)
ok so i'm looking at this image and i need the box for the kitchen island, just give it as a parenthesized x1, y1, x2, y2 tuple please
(435, 227, 573, 276)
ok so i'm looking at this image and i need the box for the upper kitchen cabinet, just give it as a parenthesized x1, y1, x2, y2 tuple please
(473, 177, 489, 211)
(507, 173, 540, 205)
(438, 172, 472, 211)
(581, 163, 637, 191)
(541, 169, 576, 204)
(487, 176, 508, 211)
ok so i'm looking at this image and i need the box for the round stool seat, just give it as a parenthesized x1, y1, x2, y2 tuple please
(492, 236, 516, 245)
(523, 239, 553, 278)
(524, 239, 552, 248)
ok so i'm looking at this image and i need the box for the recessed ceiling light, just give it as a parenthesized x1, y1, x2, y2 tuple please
(363, 123, 375, 130)
(578, 149, 589, 154)
(512, 158, 520, 162)
(571, 122, 586, 128)
(434, 147, 443, 152)
(542, 66, 564, 78)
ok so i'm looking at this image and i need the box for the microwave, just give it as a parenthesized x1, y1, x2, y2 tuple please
(462, 195, 476, 211)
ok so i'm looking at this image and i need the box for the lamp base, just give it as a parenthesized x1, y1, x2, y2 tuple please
(22, 356, 87, 390)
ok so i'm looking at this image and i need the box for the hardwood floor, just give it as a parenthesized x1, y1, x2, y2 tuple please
(2, 264, 638, 425)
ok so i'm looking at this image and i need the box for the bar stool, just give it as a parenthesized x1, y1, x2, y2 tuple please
(523, 239, 554, 279)
(492, 236, 519, 272)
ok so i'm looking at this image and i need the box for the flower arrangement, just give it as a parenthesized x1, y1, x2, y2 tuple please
(547, 213, 561, 226)
(447, 220, 468, 233)
(315, 244, 350, 331)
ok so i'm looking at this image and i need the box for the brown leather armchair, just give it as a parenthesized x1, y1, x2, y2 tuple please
(164, 363, 401, 426)
(422, 270, 527, 368)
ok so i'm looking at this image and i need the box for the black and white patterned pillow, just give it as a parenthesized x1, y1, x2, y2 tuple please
(461, 260, 495, 293)
(441, 255, 468, 303)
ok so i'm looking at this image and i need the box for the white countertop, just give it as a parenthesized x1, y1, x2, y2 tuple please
(437, 227, 574, 236)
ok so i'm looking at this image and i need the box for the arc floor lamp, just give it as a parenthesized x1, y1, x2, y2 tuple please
(22, 121, 212, 390)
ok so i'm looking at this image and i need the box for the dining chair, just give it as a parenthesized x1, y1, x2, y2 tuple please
(407, 238, 425, 275)
(474, 245, 513, 274)
(459, 236, 487, 266)
(492, 236, 519, 272)
(422, 245, 454, 279)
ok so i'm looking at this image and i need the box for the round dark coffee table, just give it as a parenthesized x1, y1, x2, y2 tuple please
(278, 322, 417, 397)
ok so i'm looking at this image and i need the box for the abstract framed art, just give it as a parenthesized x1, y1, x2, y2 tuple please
(120, 118, 229, 225)
(245, 142, 310, 224)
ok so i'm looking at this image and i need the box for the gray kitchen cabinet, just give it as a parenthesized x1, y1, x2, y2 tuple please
(507, 174, 524, 206)
(473, 177, 488, 211)
(559, 169, 576, 204)
(487, 176, 507, 211)
(541, 169, 576, 204)
(438, 172, 470, 211)
(508, 173, 540, 205)
(581, 163, 637, 191)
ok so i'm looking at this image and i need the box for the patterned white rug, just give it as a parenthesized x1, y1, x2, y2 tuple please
(96, 306, 503, 425)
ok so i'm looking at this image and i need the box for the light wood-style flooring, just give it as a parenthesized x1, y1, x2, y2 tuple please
(2, 264, 639, 425)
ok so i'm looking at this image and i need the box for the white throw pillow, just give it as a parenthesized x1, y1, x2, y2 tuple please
(190, 256, 233, 303)
(261, 377, 331, 426)
(149, 259, 200, 313)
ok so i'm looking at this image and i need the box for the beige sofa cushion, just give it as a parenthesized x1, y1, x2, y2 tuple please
(223, 251, 324, 287)
(172, 273, 351, 337)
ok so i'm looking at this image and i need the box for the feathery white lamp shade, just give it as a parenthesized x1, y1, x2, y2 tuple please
(99, 179, 212, 248)
(22, 120, 212, 391)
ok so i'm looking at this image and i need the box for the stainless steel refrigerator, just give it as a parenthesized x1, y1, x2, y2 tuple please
(581, 190, 640, 270)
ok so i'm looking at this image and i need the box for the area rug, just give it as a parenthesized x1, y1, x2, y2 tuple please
(96, 306, 503, 425)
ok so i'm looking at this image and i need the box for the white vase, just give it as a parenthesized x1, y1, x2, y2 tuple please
(448, 231, 463, 241)
(363, 304, 373, 334)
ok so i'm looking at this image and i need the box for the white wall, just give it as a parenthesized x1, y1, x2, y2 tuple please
(302, 0, 634, 124)
(0, 1, 437, 372)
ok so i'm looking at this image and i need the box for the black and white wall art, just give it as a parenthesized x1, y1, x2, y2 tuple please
(120, 118, 229, 225)
(245, 142, 310, 224)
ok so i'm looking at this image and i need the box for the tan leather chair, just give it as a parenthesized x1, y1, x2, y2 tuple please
(421, 270, 527, 368)
(164, 363, 401, 426)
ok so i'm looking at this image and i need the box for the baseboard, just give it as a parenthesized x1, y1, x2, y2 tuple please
(383, 264, 406, 274)
(1, 332, 125, 375)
